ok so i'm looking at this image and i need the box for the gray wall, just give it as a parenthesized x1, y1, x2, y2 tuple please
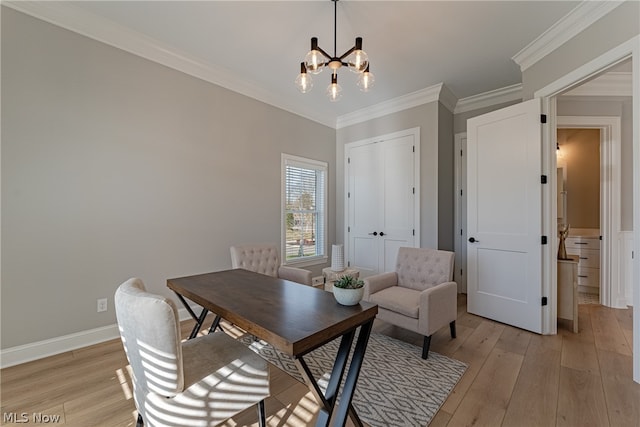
(1, 8, 335, 348)
(557, 97, 634, 230)
(335, 101, 453, 251)
(558, 128, 601, 229)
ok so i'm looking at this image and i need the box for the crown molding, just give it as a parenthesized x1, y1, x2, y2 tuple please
(454, 84, 523, 114)
(563, 71, 632, 97)
(2, 1, 337, 128)
(336, 83, 455, 129)
(512, 1, 625, 72)
(438, 84, 458, 113)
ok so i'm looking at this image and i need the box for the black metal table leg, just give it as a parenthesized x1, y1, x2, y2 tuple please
(189, 307, 209, 339)
(175, 292, 199, 321)
(322, 329, 356, 407)
(295, 321, 373, 427)
(173, 291, 210, 339)
(295, 329, 355, 425)
(208, 314, 223, 334)
(326, 319, 373, 427)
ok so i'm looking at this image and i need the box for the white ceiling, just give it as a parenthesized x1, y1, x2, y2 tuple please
(21, 1, 590, 126)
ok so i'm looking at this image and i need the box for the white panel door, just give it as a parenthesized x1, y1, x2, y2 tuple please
(467, 99, 543, 333)
(348, 142, 380, 277)
(347, 130, 418, 276)
(380, 135, 416, 272)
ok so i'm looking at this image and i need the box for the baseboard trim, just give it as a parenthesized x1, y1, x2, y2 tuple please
(1, 307, 198, 368)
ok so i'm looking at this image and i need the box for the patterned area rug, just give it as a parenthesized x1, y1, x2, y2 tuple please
(239, 332, 467, 426)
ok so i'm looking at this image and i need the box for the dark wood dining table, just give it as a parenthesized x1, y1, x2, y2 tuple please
(167, 268, 378, 427)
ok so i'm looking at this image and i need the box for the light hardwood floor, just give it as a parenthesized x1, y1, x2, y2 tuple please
(1, 294, 637, 426)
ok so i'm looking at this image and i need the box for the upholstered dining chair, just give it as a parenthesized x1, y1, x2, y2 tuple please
(363, 247, 458, 359)
(230, 243, 312, 285)
(115, 278, 270, 427)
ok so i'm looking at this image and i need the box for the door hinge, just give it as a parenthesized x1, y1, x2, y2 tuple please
(348, 192, 351, 198)
(460, 189, 463, 196)
(541, 114, 547, 124)
(348, 226, 350, 233)
(412, 229, 415, 236)
(347, 157, 350, 164)
(413, 187, 415, 194)
(541, 236, 548, 245)
(599, 235, 603, 240)
(542, 296, 548, 306)
(541, 175, 548, 184)
(347, 261, 351, 267)
(460, 229, 463, 236)
(413, 145, 415, 153)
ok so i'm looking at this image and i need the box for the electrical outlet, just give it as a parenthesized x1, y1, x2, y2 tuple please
(97, 298, 108, 313)
(312, 276, 324, 286)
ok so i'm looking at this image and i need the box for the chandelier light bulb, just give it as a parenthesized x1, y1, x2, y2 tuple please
(295, 63, 313, 93)
(347, 37, 368, 73)
(304, 37, 325, 74)
(326, 74, 342, 102)
(357, 65, 375, 92)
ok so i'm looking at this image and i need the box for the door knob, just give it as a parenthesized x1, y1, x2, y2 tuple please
(368, 231, 378, 236)
(379, 232, 385, 236)
(468, 237, 479, 243)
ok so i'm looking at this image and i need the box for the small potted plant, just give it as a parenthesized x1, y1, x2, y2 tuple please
(332, 275, 365, 306)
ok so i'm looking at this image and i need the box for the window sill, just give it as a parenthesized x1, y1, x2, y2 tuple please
(284, 256, 328, 268)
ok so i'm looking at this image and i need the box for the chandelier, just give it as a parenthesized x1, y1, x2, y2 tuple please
(295, 0, 375, 102)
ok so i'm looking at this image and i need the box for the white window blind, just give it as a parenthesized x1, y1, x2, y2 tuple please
(282, 154, 327, 264)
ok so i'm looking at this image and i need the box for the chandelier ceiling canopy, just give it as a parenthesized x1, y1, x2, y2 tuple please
(295, 0, 375, 102)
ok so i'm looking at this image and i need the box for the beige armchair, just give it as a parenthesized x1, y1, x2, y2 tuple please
(115, 278, 270, 427)
(230, 244, 312, 285)
(363, 247, 457, 359)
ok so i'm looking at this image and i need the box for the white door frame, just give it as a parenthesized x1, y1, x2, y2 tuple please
(454, 132, 467, 293)
(535, 35, 639, 383)
(557, 116, 622, 308)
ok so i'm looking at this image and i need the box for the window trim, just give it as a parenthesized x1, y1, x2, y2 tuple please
(281, 153, 328, 267)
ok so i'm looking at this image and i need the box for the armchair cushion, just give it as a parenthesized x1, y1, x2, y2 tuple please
(369, 286, 420, 319)
(181, 332, 268, 391)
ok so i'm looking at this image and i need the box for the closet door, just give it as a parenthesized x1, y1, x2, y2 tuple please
(346, 129, 419, 276)
(347, 142, 381, 277)
(379, 134, 416, 272)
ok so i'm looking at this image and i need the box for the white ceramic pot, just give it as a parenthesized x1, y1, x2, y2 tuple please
(332, 285, 364, 306)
